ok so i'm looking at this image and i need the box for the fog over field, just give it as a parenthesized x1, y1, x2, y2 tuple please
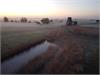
(1, 18, 99, 28)
(0, 0, 99, 74)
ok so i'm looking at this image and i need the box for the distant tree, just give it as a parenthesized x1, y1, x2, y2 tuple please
(41, 18, 50, 24)
(20, 18, 23, 22)
(59, 20, 63, 22)
(15, 20, 17, 23)
(24, 18, 27, 23)
(34, 21, 41, 24)
(4, 17, 9, 22)
(50, 20, 53, 22)
(20, 17, 27, 23)
(28, 20, 31, 23)
(11, 20, 14, 22)
(66, 17, 72, 25)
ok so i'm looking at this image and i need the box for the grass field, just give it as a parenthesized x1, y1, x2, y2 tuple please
(17, 25, 99, 74)
(1, 22, 99, 74)
(1, 22, 63, 61)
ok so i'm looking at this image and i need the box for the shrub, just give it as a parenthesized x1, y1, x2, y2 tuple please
(34, 21, 41, 24)
(11, 20, 14, 22)
(50, 20, 53, 22)
(41, 18, 50, 24)
(4, 17, 9, 22)
(20, 18, 27, 23)
(28, 21, 31, 23)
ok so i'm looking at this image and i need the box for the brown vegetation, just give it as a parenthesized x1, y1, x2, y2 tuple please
(17, 26, 99, 74)
(2, 25, 99, 74)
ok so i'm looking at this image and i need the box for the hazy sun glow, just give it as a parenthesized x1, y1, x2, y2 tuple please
(0, 0, 56, 17)
(0, 0, 99, 18)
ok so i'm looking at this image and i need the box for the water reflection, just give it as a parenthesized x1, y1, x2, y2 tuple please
(1, 40, 57, 74)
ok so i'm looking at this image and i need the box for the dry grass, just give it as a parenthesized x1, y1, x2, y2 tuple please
(1, 26, 61, 61)
(1, 33, 46, 61)
(2, 25, 99, 74)
(17, 26, 99, 74)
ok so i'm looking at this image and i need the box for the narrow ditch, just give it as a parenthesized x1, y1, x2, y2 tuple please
(1, 40, 57, 74)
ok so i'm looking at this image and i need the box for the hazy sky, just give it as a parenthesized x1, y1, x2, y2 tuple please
(0, 0, 99, 18)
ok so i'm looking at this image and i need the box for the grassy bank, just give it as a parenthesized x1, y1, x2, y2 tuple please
(17, 26, 99, 74)
(1, 24, 62, 61)
(1, 32, 45, 61)
(1, 24, 99, 74)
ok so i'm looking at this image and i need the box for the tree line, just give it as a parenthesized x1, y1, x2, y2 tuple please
(3, 17, 53, 24)
(3, 17, 99, 25)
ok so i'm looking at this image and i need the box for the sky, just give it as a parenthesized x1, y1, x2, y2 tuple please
(0, 0, 99, 19)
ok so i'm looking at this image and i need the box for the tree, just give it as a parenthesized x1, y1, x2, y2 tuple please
(50, 20, 53, 22)
(41, 18, 50, 24)
(20, 17, 27, 23)
(28, 20, 31, 23)
(4, 17, 9, 22)
(11, 20, 14, 22)
(34, 21, 41, 24)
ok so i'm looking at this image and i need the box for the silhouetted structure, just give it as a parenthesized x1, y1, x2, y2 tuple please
(96, 20, 99, 24)
(41, 18, 50, 24)
(4, 17, 9, 22)
(73, 21, 77, 25)
(66, 17, 72, 25)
